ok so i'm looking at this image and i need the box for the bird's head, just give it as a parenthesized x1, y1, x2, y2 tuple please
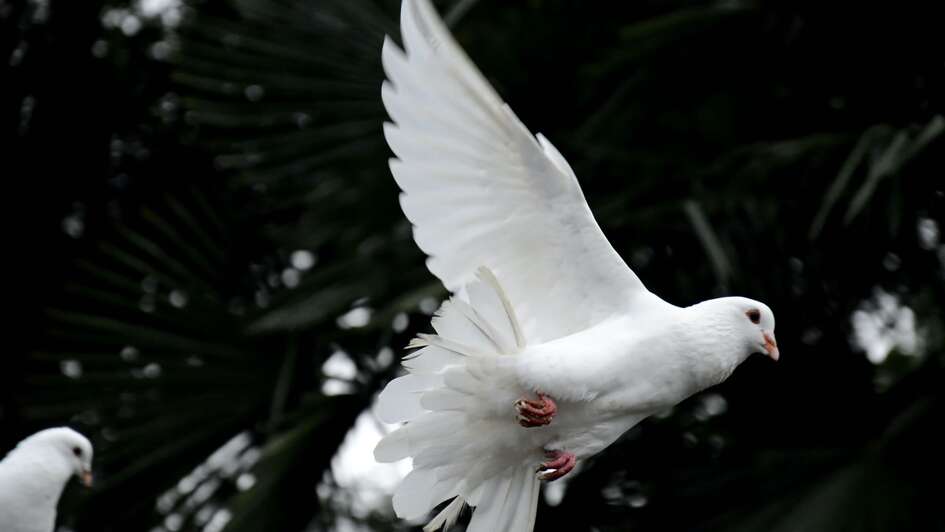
(723, 297, 778, 361)
(21, 427, 94, 487)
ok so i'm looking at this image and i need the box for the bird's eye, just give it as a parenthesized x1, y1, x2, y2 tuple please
(746, 309, 761, 324)
(72, 446, 82, 457)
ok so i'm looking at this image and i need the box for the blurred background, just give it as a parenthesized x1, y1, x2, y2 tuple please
(3, 0, 944, 530)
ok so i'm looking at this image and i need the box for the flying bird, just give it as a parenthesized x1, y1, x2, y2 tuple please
(0, 427, 94, 532)
(375, 1, 779, 531)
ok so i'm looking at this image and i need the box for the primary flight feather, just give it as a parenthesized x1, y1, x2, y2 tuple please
(375, 1, 779, 531)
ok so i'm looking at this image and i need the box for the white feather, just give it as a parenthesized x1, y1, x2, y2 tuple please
(375, 411, 466, 463)
(431, 300, 498, 353)
(424, 496, 465, 532)
(376, 373, 442, 423)
(393, 467, 439, 519)
(466, 475, 514, 532)
(402, 345, 463, 373)
(0, 428, 93, 532)
(377, 3, 779, 532)
(420, 388, 469, 411)
(376, 269, 542, 531)
(384, 0, 659, 346)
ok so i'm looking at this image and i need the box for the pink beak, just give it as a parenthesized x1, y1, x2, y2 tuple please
(763, 332, 779, 361)
(80, 470, 93, 487)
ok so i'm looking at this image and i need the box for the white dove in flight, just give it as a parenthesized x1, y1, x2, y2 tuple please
(374, 1, 779, 531)
(0, 427, 94, 532)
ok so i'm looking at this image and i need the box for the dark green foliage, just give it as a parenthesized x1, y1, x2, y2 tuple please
(5, 0, 944, 531)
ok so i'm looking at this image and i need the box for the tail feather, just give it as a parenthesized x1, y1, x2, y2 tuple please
(467, 467, 538, 532)
(375, 267, 541, 531)
(467, 266, 525, 350)
(402, 343, 463, 373)
(392, 468, 439, 519)
(423, 496, 465, 532)
(441, 365, 482, 395)
(374, 411, 464, 462)
(511, 467, 541, 532)
(432, 299, 499, 353)
(468, 475, 514, 532)
(419, 389, 471, 412)
(376, 373, 441, 423)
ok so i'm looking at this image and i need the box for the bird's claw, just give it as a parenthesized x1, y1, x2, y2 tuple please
(537, 449, 576, 481)
(515, 393, 557, 427)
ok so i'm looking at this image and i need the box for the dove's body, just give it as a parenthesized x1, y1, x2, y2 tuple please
(0, 428, 94, 532)
(521, 294, 774, 460)
(0, 452, 65, 532)
(376, 1, 777, 530)
(517, 304, 741, 458)
(375, 272, 773, 531)
(416, 299, 755, 465)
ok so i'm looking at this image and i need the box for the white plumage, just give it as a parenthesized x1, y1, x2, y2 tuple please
(376, 2, 780, 531)
(0, 427, 94, 532)
(381, 0, 653, 345)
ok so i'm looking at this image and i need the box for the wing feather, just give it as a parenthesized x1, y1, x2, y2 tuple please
(384, 0, 660, 343)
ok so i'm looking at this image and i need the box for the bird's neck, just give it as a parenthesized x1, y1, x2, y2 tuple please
(678, 306, 746, 387)
(3, 448, 73, 502)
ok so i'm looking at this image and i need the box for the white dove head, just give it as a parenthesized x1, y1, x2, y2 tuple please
(18, 427, 94, 487)
(718, 296, 779, 362)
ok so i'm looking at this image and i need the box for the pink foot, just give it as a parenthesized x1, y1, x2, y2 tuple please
(515, 393, 557, 427)
(537, 450, 576, 481)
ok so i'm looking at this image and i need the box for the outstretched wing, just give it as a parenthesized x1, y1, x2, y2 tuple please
(383, 0, 660, 343)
